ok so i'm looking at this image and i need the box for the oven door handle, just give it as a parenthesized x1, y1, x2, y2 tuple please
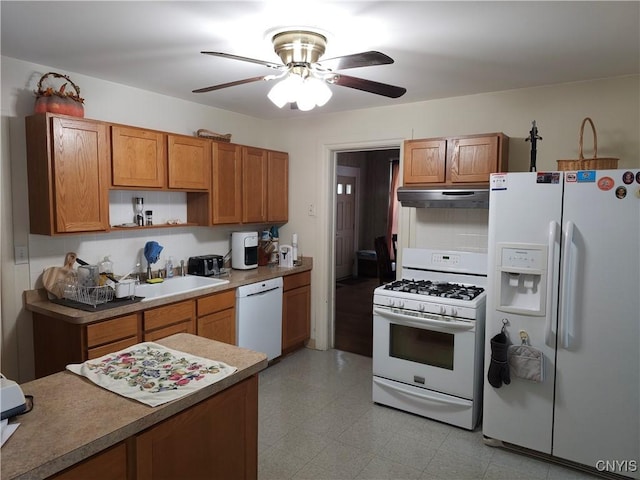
(373, 377, 471, 407)
(373, 307, 475, 331)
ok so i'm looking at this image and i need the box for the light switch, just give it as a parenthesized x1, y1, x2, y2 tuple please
(15, 245, 28, 264)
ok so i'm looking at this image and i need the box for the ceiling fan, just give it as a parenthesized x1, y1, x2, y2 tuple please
(192, 30, 407, 111)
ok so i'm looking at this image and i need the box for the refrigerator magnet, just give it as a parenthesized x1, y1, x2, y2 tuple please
(622, 171, 634, 184)
(615, 186, 627, 199)
(597, 176, 614, 191)
(577, 171, 596, 183)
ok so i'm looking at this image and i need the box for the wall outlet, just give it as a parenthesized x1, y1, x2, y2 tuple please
(15, 245, 28, 264)
(308, 203, 316, 216)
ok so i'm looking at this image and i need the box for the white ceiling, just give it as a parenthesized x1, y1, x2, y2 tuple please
(2, 1, 638, 120)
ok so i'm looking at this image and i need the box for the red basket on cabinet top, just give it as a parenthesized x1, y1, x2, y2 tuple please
(33, 72, 85, 118)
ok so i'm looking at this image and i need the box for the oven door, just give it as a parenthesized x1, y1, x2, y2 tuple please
(373, 306, 477, 399)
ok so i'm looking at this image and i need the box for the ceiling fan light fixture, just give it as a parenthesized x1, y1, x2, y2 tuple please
(267, 73, 302, 108)
(305, 76, 333, 107)
(267, 72, 332, 111)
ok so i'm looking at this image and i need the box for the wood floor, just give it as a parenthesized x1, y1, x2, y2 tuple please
(334, 276, 379, 357)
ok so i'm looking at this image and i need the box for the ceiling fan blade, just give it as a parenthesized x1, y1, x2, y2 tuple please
(201, 51, 284, 70)
(317, 51, 394, 71)
(192, 76, 270, 94)
(330, 74, 406, 98)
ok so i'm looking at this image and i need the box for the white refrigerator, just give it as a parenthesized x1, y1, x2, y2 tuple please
(483, 170, 639, 478)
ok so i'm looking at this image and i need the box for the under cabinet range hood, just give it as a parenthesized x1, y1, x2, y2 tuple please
(397, 187, 489, 209)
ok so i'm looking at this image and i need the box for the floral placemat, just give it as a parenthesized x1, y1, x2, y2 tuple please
(66, 342, 237, 407)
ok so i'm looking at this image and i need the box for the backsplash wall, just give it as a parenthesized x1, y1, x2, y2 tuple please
(412, 207, 489, 253)
(28, 225, 243, 288)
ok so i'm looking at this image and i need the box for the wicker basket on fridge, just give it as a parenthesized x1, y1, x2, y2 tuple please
(557, 117, 618, 171)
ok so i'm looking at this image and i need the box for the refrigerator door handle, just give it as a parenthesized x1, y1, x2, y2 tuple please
(545, 221, 559, 347)
(559, 220, 575, 349)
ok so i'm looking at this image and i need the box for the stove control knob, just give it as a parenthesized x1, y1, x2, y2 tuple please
(450, 307, 458, 317)
(418, 304, 425, 312)
(388, 299, 395, 307)
(439, 306, 446, 315)
(397, 300, 405, 309)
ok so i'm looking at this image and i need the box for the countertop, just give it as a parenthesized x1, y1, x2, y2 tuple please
(24, 257, 312, 324)
(1, 333, 268, 480)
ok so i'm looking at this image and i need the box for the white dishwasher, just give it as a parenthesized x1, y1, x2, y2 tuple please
(236, 277, 283, 361)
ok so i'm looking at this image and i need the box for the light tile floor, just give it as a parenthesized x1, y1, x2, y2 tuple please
(258, 348, 600, 480)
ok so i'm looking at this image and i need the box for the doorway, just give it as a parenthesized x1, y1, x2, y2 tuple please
(333, 148, 400, 357)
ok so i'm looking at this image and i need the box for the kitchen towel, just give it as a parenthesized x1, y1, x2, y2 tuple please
(67, 342, 237, 407)
(508, 344, 544, 383)
(143, 241, 163, 265)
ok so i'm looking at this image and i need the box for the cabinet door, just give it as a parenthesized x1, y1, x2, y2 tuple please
(86, 313, 141, 359)
(197, 308, 236, 345)
(403, 139, 446, 184)
(53, 116, 111, 233)
(448, 135, 499, 183)
(143, 300, 195, 340)
(282, 284, 311, 353)
(111, 125, 166, 188)
(49, 442, 129, 480)
(242, 147, 267, 223)
(212, 142, 243, 224)
(267, 150, 288, 222)
(26, 115, 110, 234)
(136, 375, 258, 480)
(167, 134, 211, 190)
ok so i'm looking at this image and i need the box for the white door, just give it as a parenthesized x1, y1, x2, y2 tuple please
(483, 172, 564, 454)
(335, 169, 358, 279)
(553, 170, 639, 475)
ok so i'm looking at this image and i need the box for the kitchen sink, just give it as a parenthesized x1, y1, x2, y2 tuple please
(135, 275, 229, 302)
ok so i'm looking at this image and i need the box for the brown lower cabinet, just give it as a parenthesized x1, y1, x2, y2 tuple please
(282, 271, 311, 355)
(33, 273, 310, 378)
(142, 300, 196, 341)
(196, 289, 236, 345)
(33, 312, 143, 378)
(48, 375, 258, 480)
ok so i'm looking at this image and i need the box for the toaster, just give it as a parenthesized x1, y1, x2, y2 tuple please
(187, 255, 224, 276)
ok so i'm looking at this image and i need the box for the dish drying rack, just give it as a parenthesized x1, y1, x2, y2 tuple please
(57, 280, 114, 307)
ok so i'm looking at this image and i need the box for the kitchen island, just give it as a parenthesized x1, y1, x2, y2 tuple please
(1, 333, 267, 480)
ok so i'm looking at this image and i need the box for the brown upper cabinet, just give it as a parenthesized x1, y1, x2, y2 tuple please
(111, 127, 211, 190)
(403, 133, 509, 186)
(211, 144, 288, 225)
(111, 125, 166, 188)
(25, 113, 288, 234)
(167, 134, 211, 190)
(267, 150, 289, 223)
(242, 146, 268, 223)
(26, 113, 110, 235)
(211, 142, 243, 224)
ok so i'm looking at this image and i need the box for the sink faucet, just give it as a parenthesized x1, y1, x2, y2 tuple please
(146, 263, 152, 280)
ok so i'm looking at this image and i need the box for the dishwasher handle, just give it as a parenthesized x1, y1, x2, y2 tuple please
(236, 277, 284, 298)
(245, 286, 281, 297)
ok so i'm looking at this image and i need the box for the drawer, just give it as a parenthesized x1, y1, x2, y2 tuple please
(197, 290, 235, 316)
(144, 300, 195, 332)
(87, 336, 139, 360)
(144, 320, 195, 342)
(283, 271, 311, 291)
(86, 314, 139, 348)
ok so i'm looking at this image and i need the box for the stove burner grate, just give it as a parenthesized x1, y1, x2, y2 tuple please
(383, 279, 484, 301)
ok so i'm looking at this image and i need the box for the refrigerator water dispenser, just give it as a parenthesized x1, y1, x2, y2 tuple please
(495, 244, 548, 316)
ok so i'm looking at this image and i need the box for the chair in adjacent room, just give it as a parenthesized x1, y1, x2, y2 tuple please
(374, 236, 396, 285)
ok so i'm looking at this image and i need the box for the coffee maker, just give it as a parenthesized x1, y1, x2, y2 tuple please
(231, 232, 258, 270)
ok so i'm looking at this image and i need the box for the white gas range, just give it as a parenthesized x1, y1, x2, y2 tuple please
(372, 248, 487, 430)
